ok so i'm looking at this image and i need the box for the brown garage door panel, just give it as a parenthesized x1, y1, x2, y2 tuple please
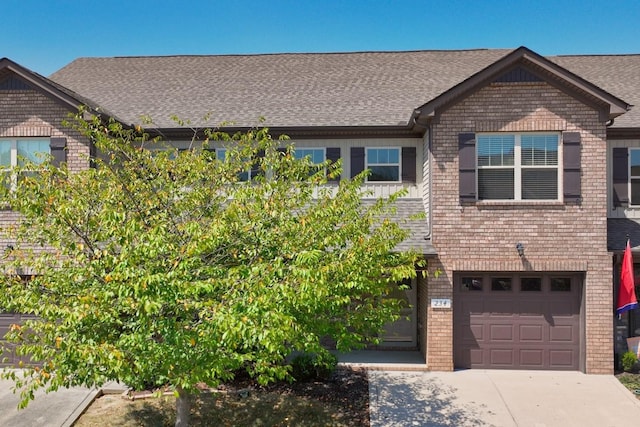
(520, 325, 544, 342)
(454, 273, 582, 371)
(520, 349, 544, 367)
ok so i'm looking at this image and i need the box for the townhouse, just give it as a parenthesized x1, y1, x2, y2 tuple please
(1, 46, 639, 373)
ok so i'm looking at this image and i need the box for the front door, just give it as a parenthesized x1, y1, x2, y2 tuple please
(381, 278, 417, 347)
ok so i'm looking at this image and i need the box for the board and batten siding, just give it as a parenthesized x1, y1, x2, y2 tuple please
(166, 137, 424, 199)
(608, 139, 640, 218)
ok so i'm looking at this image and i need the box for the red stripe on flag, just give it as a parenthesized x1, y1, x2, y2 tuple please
(617, 240, 639, 315)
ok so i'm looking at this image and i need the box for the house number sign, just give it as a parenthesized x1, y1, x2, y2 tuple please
(431, 298, 452, 309)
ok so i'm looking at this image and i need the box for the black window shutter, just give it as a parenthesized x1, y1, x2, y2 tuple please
(562, 132, 581, 203)
(50, 137, 67, 167)
(401, 147, 417, 183)
(458, 133, 476, 202)
(326, 147, 341, 182)
(613, 147, 629, 206)
(350, 147, 365, 178)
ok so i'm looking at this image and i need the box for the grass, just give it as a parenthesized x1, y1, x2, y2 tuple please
(617, 371, 640, 400)
(74, 392, 355, 426)
(73, 368, 369, 426)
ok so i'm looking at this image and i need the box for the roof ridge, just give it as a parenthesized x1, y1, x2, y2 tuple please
(552, 53, 640, 58)
(67, 48, 513, 61)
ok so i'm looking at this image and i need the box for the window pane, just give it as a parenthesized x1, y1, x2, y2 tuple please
(367, 148, 400, 181)
(632, 178, 640, 205)
(522, 169, 558, 199)
(521, 135, 558, 166)
(631, 150, 640, 177)
(388, 148, 399, 163)
(17, 140, 50, 166)
(478, 169, 514, 199)
(462, 277, 483, 291)
(551, 278, 571, 292)
(367, 149, 378, 164)
(0, 142, 11, 167)
(478, 135, 515, 166)
(521, 277, 542, 291)
(369, 165, 399, 181)
(491, 278, 512, 291)
(294, 148, 324, 164)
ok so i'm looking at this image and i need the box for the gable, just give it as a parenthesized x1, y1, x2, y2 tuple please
(0, 74, 34, 91)
(494, 66, 544, 83)
(413, 47, 631, 130)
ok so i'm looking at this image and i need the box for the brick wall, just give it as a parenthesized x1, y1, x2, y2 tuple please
(0, 89, 90, 250)
(427, 81, 612, 374)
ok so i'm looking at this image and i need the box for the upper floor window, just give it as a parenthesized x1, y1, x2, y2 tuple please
(293, 148, 325, 165)
(216, 147, 257, 182)
(366, 147, 401, 182)
(629, 149, 640, 205)
(0, 138, 51, 187)
(477, 133, 559, 200)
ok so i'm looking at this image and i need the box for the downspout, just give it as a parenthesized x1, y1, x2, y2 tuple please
(427, 124, 433, 240)
(409, 108, 432, 241)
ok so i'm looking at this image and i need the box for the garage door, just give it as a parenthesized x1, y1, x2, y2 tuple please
(454, 273, 582, 370)
(0, 313, 32, 367)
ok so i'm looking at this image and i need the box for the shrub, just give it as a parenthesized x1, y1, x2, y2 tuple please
(622, 351, 639, 372)
(289, 351, 338, 381)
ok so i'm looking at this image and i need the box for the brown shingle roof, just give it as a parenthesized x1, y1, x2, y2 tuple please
(48, 49, 639, 129)
(49, 50, 511, 128)
(549, 54, 640, 129)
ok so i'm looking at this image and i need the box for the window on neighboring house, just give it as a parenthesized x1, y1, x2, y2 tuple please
(366, 147, 401, 182)
(0, 138, 51, 188)
(216, 148, 262, 181)
(477, 133, 559, 200)
(629, 148, 640, 205)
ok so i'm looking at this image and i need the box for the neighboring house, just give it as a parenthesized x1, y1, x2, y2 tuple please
(1, 46, 639, 374)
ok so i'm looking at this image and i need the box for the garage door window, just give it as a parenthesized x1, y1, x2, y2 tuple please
(461, 277, 483, 291)
(551, 277, 571, 292)
(521, 277, 542, 291)
(491, 277, 512, 291)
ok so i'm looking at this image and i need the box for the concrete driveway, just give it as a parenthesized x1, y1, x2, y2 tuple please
(369, 370, 640, 427)
(0, 375, 98, 427)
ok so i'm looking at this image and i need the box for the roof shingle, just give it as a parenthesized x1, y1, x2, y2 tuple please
(48, 49, 640, 130)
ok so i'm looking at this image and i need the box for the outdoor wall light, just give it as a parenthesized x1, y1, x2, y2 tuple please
(516, 242, 525, 257)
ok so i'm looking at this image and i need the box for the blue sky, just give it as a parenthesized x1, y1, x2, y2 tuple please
(2, 0, 639, 76)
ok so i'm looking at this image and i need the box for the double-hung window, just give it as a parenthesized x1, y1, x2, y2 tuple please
(217, 148, 261, 181)
(477, 133, 559, 200)
(366, 147, 401, 182)
(0, 138, 51, 188)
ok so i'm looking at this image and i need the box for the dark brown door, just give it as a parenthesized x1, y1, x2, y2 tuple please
(454, 273, 582, 370)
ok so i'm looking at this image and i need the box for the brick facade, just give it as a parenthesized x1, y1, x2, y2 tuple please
(0, 89, 90, 249)
(427, 82, 613, 373)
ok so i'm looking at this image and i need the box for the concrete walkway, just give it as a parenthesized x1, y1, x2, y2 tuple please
(3, 361, 640, 426)
(0, 375, 126, 427)
(368, 369, 640, 427)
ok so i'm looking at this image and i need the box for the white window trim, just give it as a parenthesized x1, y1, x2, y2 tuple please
(365, 146, 402, 183)
(476, 133, 562, 201)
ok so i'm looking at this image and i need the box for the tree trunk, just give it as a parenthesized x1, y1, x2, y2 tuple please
(175, 387, 192, 427)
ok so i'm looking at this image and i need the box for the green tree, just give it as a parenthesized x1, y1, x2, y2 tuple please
(0, 112, 424, 426)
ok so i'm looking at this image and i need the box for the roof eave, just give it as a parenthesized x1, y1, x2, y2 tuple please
(147, 124, 424, 140)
